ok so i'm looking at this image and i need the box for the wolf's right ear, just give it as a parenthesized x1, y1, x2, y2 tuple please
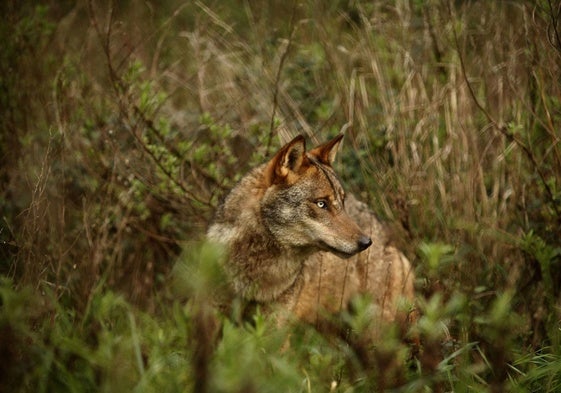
(265, 135, 306, 185)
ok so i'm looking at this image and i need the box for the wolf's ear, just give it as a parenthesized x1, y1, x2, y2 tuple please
(309, 134, 344, 165)
(265, 135, 306, 185)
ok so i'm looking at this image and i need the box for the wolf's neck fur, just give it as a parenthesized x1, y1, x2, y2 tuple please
(207, 165, 311, 303)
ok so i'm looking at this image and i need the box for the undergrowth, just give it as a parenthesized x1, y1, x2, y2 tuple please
(1, 0, 560, 391)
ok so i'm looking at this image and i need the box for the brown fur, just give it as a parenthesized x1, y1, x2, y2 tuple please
(207, 135, 415, 336)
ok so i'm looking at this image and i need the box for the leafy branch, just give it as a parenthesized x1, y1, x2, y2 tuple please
(87, 0, 212, 208)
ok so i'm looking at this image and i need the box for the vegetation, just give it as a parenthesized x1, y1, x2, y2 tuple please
(1, 0, 560, 391)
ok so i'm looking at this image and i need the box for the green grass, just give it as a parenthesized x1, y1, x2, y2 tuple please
(1, 0, 560, 391)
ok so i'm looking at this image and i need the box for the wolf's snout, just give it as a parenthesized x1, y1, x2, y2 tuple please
(357, 235, 372, 251)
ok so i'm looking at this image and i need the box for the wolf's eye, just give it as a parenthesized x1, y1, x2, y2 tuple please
(316, 200, 328, 209)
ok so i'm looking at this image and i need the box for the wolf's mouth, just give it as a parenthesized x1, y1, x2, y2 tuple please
(318, 241, 357, 259)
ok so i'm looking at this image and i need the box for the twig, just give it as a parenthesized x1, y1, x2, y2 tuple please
(266, 0, 299, 156)
(546, 0, 561, 54)
(88, 0, 120, 93)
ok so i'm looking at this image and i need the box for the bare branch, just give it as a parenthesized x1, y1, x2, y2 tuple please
(266, 0, 299, 156)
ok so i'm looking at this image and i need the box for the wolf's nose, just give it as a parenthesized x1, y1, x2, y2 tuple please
(357, 236, 372, 251)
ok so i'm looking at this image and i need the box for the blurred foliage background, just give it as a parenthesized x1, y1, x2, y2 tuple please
(0, 0, 560, 391)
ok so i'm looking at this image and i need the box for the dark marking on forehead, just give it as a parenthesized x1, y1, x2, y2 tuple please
(307, 153, 345, 204)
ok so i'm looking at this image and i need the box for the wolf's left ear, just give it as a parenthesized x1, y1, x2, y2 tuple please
(265, 135, 306, 185)
(309, 134, 344, 165)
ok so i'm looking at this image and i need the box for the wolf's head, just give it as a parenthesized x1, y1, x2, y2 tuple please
(261, 135, 372, 258)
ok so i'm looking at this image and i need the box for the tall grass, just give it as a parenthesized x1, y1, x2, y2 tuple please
(1, 0, 560, 391)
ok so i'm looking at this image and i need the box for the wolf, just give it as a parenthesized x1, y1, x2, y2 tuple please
(207, 134, 415, 337)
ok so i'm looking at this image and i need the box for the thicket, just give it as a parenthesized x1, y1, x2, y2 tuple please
(1, 0, 560, 391)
